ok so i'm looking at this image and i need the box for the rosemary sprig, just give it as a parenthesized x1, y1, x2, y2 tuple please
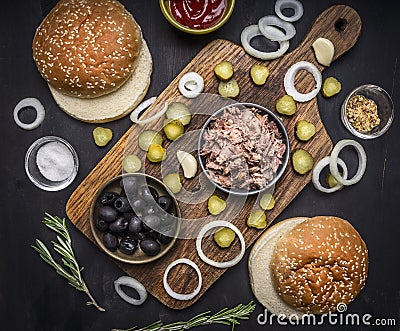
(112, 301, 256, 331)
(32, 213, 105, 312)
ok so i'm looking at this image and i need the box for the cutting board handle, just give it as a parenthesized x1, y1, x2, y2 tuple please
(288, 5, 362, 67)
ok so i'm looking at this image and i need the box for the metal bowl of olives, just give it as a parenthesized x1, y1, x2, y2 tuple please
(90, 173, 181, 264)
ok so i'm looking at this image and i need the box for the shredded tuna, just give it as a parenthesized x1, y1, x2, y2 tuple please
(201, 106, 286, 190)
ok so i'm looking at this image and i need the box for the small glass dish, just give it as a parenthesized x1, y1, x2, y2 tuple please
(341, 84, 394, 139)
(159, 0, 235, 35)
(25, 136, 79, 191)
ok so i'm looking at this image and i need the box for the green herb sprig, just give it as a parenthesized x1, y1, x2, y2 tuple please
(32, 213, 105, 312)
(112, 301, 256, 331)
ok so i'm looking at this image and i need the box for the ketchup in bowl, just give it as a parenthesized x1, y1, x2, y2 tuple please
(170, 0, 227, 30)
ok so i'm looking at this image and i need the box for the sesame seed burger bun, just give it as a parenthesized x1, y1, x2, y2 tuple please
(249, 216, 368, 317)
(49, 40, 152, 123)
(33, 0, 143, 99)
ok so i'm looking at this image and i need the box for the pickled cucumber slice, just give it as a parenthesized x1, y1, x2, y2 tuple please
(322, 77, 342, 98)
(214, 228, 236, 248)
(163, 119, 184, 141)
(250, 64, 270, 86)
(247, 210, 267, 229)
(163, 173, 182, 194)
(93, 127, 113, 147)
(276, 94, 297, 116)
(208, 195, 226, 216)
(292, 149, 314, 175)
(259, 193, 275, 210)
(166, 102, 191, 126)
(295, 120, 316, 141)
(138, 130, 163, 151)
(218, 79, 240, 98)
(123, 154, 142, 173)
(147, 144, 166, 163)
(214, 60, 234, 81)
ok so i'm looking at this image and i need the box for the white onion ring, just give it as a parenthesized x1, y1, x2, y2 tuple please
(312, 156, 348, 193)
(130, 101, 168, 125)
(329, 139, 367, 186)
(241, 25, 290, 60)
(13, 97, 45, 130)
(130, 96, 156, 122)
(258, 15, 296, 41)
(196, 221, 245, 269)
(114, 276, 148, 305)
(275, 0, 304, 22)
(284, 61, 322, 102)
(163, 258, 202, 301)
(178, 72, 204, 99)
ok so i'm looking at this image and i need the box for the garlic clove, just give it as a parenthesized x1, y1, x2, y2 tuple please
(176, 150, 197, 179)
(312, 37, 335, 67)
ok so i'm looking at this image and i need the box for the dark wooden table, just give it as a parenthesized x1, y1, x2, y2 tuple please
(1, 1, 399, 330)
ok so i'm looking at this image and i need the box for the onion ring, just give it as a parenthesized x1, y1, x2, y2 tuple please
(284, 61, 322, 102)
(130, 96, 156, 122)
(196, 221, 245, 269)
(178, 72, 204, 99)
(329, 139, 367, 186)
(114, 276, 148, 305)
(13, 97, 45, 130)
(241, 25, 289, 60)
(163, 258, 202, 301)
(258, 15, 296, 41)
(312, 156, 348, 193)
(130, 101, 168, 125)
(275, 0, 304, 22)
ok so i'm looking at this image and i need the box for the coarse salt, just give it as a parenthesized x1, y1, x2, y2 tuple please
(36, 141, 74, 182)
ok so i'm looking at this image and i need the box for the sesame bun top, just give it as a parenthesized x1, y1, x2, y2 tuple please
(270, 216, 368, 314)
(32, 0, 142, 98)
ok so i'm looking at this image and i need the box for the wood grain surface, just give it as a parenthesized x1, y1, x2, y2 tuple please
(66, 5, 361, 309)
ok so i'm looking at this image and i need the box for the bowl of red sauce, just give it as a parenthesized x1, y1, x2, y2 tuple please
(159, 0, 235, 35)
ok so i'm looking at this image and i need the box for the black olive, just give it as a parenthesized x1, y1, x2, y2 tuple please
(94, 218, 109, 232)
(140, 239, 161, 256)
(157, 196, 173, 212)
(131, 198, 146, 213)
(99, 192, 119, 206)
(143, 214, 161, 230)
(103, 232, 118, 251)
(119, 238, 138, 255)
(109, 216, 129, 233)
(123, 212, 136, 221)
(114, 196, 132, 213)
(141, 186, 159, 203)
(98, 206, 118, 223)
(128, 216, 142, 233)
(158, 233, 173, 245)
(120, 177, 138, 194)
(142, 205, 157, 216)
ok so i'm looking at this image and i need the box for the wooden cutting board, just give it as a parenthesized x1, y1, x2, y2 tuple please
(66, 5, 361, 309)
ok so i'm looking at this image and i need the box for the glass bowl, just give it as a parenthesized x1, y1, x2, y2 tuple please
(159, 0, 235, 35)
(90, 173, 181, 264)
(341, 84, 394, 139)
(25, 136, 79, 191)
(198, 102, 290, 196)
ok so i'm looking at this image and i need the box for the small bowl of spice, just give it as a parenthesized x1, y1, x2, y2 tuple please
(341, 84, 394, 139)
(25, 136, 79, 191)
(159, 0, 235, 35)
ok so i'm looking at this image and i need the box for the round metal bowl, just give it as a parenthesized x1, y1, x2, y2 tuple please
(341, 84, 394, 139)
(159, 0, 235, 35)
(90, 173, 181, 264)
(198, 102, 290, 196)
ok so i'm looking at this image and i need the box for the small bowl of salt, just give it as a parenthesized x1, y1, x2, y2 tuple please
(25, 136, 79, 191)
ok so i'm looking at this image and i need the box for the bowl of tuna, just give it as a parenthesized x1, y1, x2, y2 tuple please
(198, 103, 289, 195)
